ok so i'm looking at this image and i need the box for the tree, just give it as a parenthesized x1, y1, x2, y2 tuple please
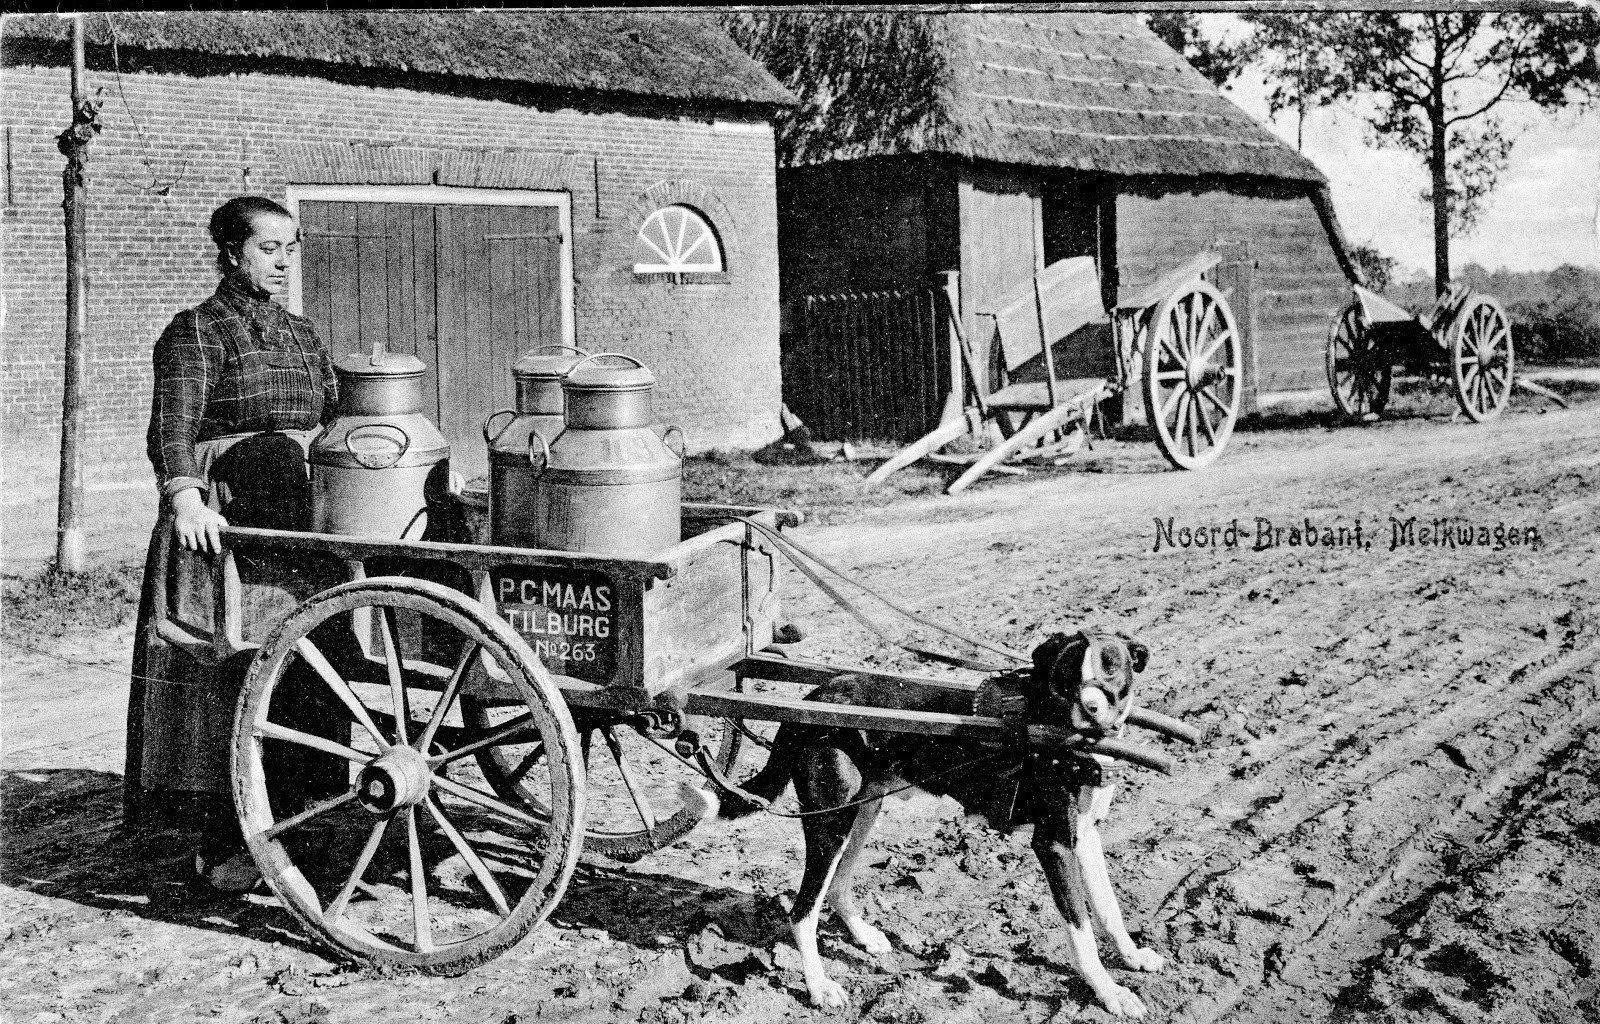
(1139, 12, 1245, 87)
(1242, 12, 1600, 293)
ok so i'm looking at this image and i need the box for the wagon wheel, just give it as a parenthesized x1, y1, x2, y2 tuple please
(1449, 295, 1514, 422)
(232, 577, 585, 975)
(1325, 299, 1392, 421)
(460, 694, 745, 863)
(1143, 280, 1242, 470)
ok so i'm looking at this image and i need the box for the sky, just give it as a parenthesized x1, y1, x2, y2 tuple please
(1201, 14, 1600, 278)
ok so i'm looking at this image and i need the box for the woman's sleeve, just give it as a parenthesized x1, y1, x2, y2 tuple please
(146, 309, 218, 496)
(315, 326, 340, 426)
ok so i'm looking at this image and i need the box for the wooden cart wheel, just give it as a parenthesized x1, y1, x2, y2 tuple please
(1143, 280, 1242, 470)
(461, 696, 744, 863)
(232, 577, 585, 975)
(1325, 298, 1392, 421)
(1449, 295, 1514, 422)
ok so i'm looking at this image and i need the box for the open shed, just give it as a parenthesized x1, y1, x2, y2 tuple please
(727, 11, 1361, 441)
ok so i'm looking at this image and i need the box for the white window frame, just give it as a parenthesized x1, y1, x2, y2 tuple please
(283, 184, 575, 349)
(633, 204, 725, 274)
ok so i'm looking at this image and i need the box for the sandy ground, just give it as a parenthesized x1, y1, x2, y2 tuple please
(4, 398, 1598, 1024)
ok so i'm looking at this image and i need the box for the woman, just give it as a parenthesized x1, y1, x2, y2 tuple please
(132, 196, 338, 891)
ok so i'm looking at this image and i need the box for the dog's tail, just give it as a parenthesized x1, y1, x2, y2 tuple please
(717, 753, 793, 820)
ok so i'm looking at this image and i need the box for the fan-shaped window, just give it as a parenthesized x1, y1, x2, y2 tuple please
(633, 205, 724, 274)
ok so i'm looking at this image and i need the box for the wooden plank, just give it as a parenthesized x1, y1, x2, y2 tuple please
(327, 203, 362, 355)
(1115, 250, 1221, 312)
(298, 201, 331, 341)
(686, 689, 1014, 740)
(434, 204, 469, 473)
(412, 205, 440, 425)
(356, 201, 388, 354)
(986, 257, 1103, 373)
(734, 654, 982, 695)
(1352, 283, 1417, 324)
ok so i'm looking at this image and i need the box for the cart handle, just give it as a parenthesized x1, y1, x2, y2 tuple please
(566, 352, 647, 374)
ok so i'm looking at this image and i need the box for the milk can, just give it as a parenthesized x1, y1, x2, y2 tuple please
(531, 353, 684, 557)
(483, 346, 589, 548)
(311, 342, 451, 539)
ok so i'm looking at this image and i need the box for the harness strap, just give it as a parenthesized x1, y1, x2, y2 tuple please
(733, 516, 1028, 673)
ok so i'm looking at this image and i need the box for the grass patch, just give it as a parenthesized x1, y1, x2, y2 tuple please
(2, 559, 143, 642)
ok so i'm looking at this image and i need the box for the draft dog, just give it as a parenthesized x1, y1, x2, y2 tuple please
(682, 631, 1164, 1017)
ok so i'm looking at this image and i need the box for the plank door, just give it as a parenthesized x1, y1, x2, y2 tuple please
(300, 201, 564, 479)
(434, 205, 564, 479)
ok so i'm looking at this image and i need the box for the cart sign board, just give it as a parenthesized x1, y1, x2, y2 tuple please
(492, 567, 617, 683)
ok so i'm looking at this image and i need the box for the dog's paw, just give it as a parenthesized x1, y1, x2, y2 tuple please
(842, 916, 892, 955)
(1122, 946, 1164, 972)
(676, 780, 720, 821)
(1094, 981, 1148, 1018)
(806, 975, 849, 1008)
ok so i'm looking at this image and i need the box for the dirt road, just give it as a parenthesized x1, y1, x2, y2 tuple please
(4, 403, 1597, 1024)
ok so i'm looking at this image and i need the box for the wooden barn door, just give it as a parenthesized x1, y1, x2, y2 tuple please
(300, 201, 564, 478)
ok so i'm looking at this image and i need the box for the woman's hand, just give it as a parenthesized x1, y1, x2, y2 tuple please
(171, 486, 228, 553)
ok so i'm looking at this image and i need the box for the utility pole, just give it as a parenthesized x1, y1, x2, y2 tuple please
(56, 14, 100, 572)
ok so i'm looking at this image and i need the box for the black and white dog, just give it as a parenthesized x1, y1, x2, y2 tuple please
(682, 631, 1163, 1016)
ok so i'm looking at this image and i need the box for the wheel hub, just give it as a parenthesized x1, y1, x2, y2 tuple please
(357, 746, 432, 813)
(1185, 356, 1207, 390)
(1477, 345, 1495, 369)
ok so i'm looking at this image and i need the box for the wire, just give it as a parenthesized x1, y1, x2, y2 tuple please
(101, 13, 187, 200)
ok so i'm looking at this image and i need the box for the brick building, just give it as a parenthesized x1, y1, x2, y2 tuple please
(728, 11, 1364, 441)
(1, 11, 793, 493)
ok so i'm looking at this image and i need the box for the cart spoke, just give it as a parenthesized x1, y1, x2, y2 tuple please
(257, 720, 373, 765)
(1186, 394, 1200, 456)
(432, 772, 549, 832)
(326, 817, 391, 922)
(295, 638, 390, 750)
(1155, 369, 1186, 382)
(405, 808, 433, 953)
(265, 788, 358, 840)
(431, 713, 539, 767)
(600, 726, 658, 831)
(1200, 387, 1231, 419)
(417, 641, 479, 753)
(378, 607, 410, 747)
(424, 796, 511, 917)
(1197, 398, 1218, 446)
(1159, 381, 1185, 423)
(506, 743, 549, 786)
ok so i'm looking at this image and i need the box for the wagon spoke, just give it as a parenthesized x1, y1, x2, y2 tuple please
(378, 607, 410, 746)
(295, 638, 390, 749)
(1156, 369, 1187, 382)
(405, 808, 433, 953)
(264, 788, 358, 840)
(1197, 398, 1218, 446)
(1185, 297, 1201, 356)
(326, 817, 391, 922)
(1200, 386, 1231, 419)
(432, 772, 549, 832)
(430, 713, 538, 767)
(1170, 391, 1190, 450)
(424, 796, 511, 917)
(257, 720, 373, 765)
(1185, 394, 1200, 456)
(600, 726, 658, 831)
(417, 641, 479, 753)
(1160, 381, 1185, 423)
(507, 743, 549, 786)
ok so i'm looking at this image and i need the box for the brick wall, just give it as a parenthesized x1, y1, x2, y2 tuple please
(1118, 183, 1350, 393)
(1, 64, 783, 500)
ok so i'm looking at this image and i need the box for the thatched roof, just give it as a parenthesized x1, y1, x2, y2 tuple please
(723, 11, 1324, 183)
(2, 11, 793, 108)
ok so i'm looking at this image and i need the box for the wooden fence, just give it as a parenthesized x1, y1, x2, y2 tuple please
(785, 288, 951, 443)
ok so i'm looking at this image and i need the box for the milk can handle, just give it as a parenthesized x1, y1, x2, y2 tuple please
(533, 344, 591, 358)
(345, 422, 411, 470)
(528, 428, 551, 478)
(661, 424, 687, 460)
(482, 408, 516, 445)
(566, 352, 647, 374)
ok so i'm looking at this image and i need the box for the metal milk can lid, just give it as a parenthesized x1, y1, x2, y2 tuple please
(335, 341, 425, 379)
(562, 352, 656, 393)
(513, 345, 590, 382)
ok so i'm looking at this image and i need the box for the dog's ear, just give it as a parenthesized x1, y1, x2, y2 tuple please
(1119, 634, 1149, 673)
(1031, 632, 1079, 676)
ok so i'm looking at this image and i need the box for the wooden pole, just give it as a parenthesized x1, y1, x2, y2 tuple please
(56, 15, 99, 572)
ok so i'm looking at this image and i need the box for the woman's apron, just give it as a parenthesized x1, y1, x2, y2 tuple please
(123, 430, 315, 826)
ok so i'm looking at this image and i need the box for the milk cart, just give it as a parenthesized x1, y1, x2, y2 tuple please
(1326, 282, 1516, 423)
(126, 503, 1192, 974)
